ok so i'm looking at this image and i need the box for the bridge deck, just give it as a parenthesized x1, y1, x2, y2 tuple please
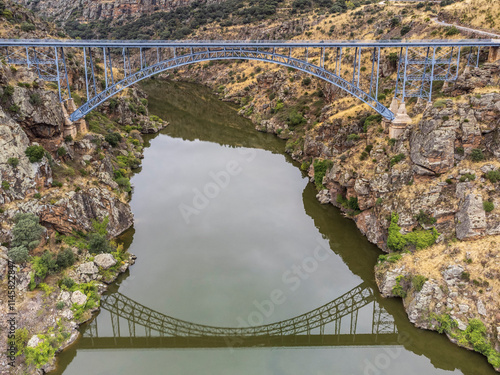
(0, 39, 498, 48)
(78, 334, 401, 349)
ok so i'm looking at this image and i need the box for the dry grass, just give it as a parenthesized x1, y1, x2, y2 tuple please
(397, 234, 500, 302)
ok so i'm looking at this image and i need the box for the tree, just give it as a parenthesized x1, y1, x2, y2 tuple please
(88, 233, 113, 254)
(11, 213, 44, 250)
(8, 246, 29, 263)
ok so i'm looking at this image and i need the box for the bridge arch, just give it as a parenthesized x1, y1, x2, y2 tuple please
(70, 49, 395, 122)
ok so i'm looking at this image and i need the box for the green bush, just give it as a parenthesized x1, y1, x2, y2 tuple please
(415, 210, 437, 225)
(313, 159, 333, 190)
(57, 147, 67, 157)
(483, 201, 494, 212)
(459, 173, 476, 182)
(56, 301, 65, 310)
(301, 77, 311, 86)
(29, 93, 42, 106)
(60, 276, 75, 290)
(390, 153, 406, 167)
(8, 246, 29, 263)
(8, 104, 20, 113)
(485, 170, 500, 183)
(2, 180, 10, 190)
(378, 253, 402, 263)
(25, 145, 45, 163)
(455, 146, 464, 155)
(115, 177, 131, 192)
(56, 248, 75, 268)
(11, 213, 44, 250)
(7, 157, 19, 167)
(400, 25, 411, 36)
(392, 275, 407, 298)
(88, 233, 113, 254)
(105, 132, 122, 147)
(347, 133, 360, 142)
(470, 148, 485, 162)
(20, 22, 35, 32)
(445, 26, 460, 36)
(387, 212, 439, 251)
(287, 110, 306, 127)
(412, 275, 428, 292)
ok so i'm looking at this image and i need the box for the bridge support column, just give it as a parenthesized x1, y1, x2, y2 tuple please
(488, 46, 500, 63)
(61, 102, 77, 139)
(383, 98, 399, 134)
(66, 98, 88, 134)
(389, 103, 412, 139)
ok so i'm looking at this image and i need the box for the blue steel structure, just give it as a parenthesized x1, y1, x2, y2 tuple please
(0, 39, 498, 122)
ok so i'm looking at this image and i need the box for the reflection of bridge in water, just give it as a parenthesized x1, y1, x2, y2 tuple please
(80, 282, 400, 349)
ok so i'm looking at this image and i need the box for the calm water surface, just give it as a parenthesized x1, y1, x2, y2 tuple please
(51, 80, 495, 375)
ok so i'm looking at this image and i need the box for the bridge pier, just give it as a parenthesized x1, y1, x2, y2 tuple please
(389, 102, 412, 139)
(488, 46, 500, 62)
(61, 99, 87, 138)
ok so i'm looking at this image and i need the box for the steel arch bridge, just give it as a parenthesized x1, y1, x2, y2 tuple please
(0, 39, 498, 124)
(81, 282, 399, 348)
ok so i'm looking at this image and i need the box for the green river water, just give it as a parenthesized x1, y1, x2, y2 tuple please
(51, 80, 495, 375)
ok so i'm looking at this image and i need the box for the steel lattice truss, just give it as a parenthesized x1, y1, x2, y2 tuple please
(99, 282, 375, 338)
(0, 39, 497, 122)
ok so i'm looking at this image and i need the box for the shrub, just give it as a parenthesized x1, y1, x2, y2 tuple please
(483, 201, 494, 212)
(313, 159, 333, 190)
(387, 212, 439, 251)
(392, 275, 407, 298)
(445, 26, 460, 36)
(455, 146, 464, 155)
(390, 153, 406, 167)
(359, 151, 368, 161)
(287, 110, 306, 127)
(8, 246, 29, 263)
(64, 135, 73, 143)
(115, 177, 131, 192)
(105, 132, 122, 147)
(459, 173, 476, 182)
(29, 93, 42, 106)
(25, 145, 45, 163)
(11, 213, 44, 250)
(415, 210, 437, 226)
(412, 275, 428, 292)
(7, 157, 19, 167)
(485, 170, 500, 183)
(400, 25, 411, 36)
(60, 276, 75, 290)
(433, 100, 447, 108)
(378, 253, 401, 263)
(301, 77, 311, 86)
(57, 147, 67, 157)
(376, 197, 383, 206)
(347, 133, 360, 142)
(8, 104, 20, 113)
(2, 180, 10, 190)
(470, 148, 485, 162)
(20, 22, 35, 32)
(88, 233, 113, 254)
(56, 248, 75, 268)
(56, 301, 65, 310)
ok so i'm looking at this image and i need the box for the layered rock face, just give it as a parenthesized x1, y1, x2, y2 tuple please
(0, 108, 52, 205)
(301, 91, 500, 250)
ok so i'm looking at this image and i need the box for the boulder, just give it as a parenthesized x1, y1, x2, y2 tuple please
(316, 190, 330, 204)
(71, 290, 88, 306)
(442, 265, 465, 286)
(94, 253, 117, 269)
(27, 335, 43, 348)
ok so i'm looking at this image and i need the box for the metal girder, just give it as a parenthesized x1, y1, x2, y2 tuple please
(69, 48, 393, 122)
(2, 38, 496, 122)
(99, 282, 374, 338)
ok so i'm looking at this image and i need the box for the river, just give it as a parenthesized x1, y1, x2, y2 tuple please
(51, 79, 495, 375)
